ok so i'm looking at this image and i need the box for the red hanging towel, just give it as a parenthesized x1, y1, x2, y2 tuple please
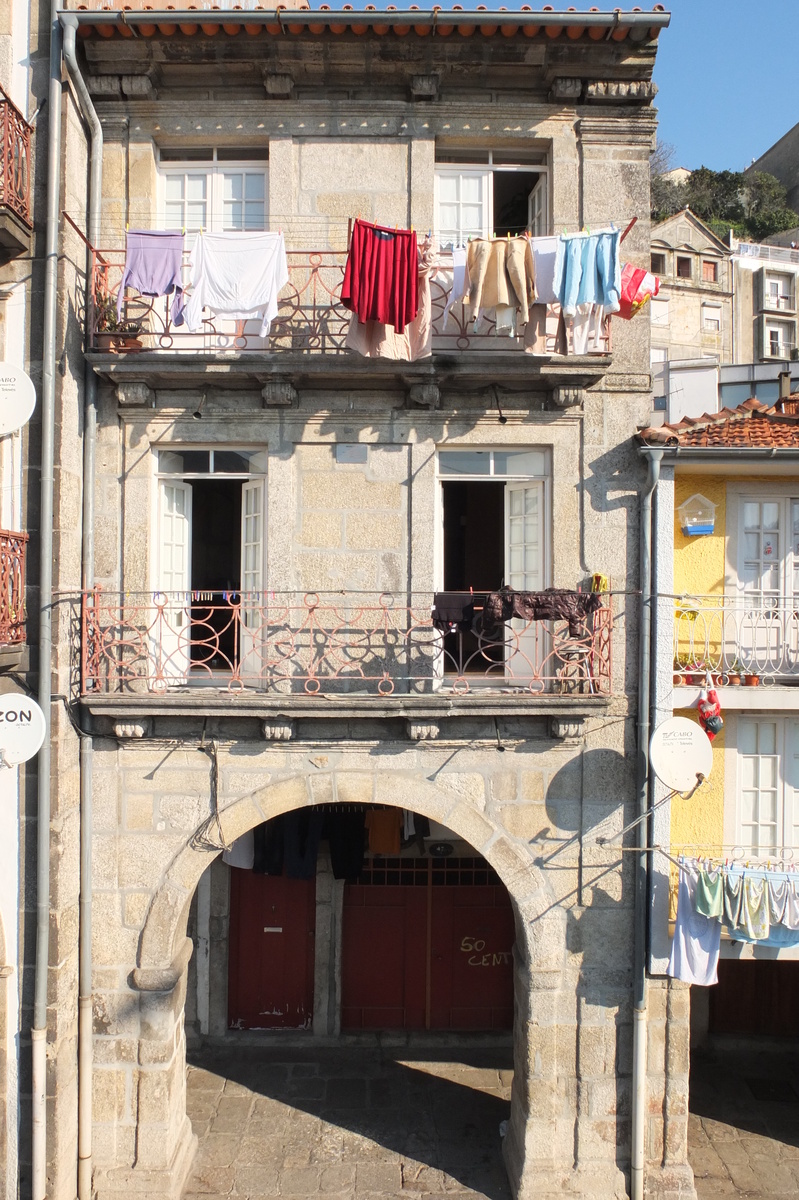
(341, 218, 419, 334)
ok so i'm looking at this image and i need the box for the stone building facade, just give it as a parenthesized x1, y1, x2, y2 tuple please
(29, 6, 698, 1200)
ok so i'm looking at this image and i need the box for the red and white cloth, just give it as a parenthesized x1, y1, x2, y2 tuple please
(341, 219, 419, 334)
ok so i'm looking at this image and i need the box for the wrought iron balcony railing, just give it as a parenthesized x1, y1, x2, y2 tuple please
(673, 596, 799, 684)
(80, 589, 612, 697)
(0, 87, 32, 229)
(85, 243, 611, 356)
(0, 530, 29, 646)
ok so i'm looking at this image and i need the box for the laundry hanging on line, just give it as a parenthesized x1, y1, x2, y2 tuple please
(341, 218, 419, 335)
(345, 234, 438, 359)
(116, 229, 187, 324)
(180, 229, 289, 338)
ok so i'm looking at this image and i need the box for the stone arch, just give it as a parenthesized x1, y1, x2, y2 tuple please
(137, 768, 563, 976)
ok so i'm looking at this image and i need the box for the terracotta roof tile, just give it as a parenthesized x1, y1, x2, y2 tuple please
(637, 394, 799, 449)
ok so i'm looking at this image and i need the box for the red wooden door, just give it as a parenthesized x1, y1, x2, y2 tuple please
(430, 885, 514, 1030)
(228, 871, 315, 1030)
(341, 885, 428, 1029)
(341, 863, 514, 1031)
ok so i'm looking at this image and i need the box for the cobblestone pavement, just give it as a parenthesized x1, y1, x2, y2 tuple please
(183, 1042, 514, 1200)
(688, 1041, 799, 1198)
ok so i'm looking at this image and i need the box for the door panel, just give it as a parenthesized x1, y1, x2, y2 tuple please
(228, 870, 315, 1030)
(505, 481, 546, 680)
(341, 885, 427, 1029)
(240, 479, 265, 682)
(341, 871, 514, 1031)
(156, 480, 192, 684)
(430, 886, 514, 1031)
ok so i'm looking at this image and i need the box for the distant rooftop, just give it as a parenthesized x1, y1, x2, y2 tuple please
(637, 396, 799, 450)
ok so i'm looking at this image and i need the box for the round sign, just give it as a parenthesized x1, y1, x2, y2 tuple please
(650, 716, 713, 793)
(0, 363, 36, 437)
(0, 694, 46, 766)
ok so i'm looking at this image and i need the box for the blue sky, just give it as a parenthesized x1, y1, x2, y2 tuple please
(653, 0, 798, 171)
(308, 2, 798, 173)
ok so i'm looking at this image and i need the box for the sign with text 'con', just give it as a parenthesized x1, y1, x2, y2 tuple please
(0, 694, 46, 766)
(0, 363, 36, 437)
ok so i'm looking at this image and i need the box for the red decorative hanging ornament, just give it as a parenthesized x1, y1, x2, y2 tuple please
(697, 670, 723, 741)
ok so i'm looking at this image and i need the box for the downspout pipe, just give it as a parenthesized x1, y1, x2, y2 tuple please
(62, 16, 103, 1200)
(32, 1, 63, 1195)
(630, 447, 663, 1200)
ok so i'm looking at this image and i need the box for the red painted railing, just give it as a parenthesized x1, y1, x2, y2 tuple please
(0, 88, 32, 229)
(86, 244, 611, 356)
(0, 530, 28, 645)
(80, 589, 612, 696)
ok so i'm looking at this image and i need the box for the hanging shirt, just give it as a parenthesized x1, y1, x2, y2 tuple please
(341, 219, 419, 334)
(346, 236, 437, 359)
(466, 236, 536, 329)
(529, 235, 558, 304)
(667, 861, 721, 986)
(181, 230, 289, 337)
(695, 867, 723, 919)
(365, 808, 403, 855)
(553, 229, 621, 316)
(117, 229, 186, 324)
(442, 246, 471, 331)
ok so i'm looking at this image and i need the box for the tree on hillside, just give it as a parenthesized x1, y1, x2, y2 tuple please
(650, 158, 799, 241)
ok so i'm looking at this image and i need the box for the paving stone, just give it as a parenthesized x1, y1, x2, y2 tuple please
(278, 1167, 321, 1195)
(233, 1164, 281, 1194)
(355, 1161, 403, 1192)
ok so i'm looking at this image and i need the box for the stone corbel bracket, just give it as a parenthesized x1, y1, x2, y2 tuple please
(262, 717, 296, 742)
(262, 379, 298, 408)
(116, 381, 155, 410)
(410, 74, 439, 101)
(264, 71, 294, 99)
(550, 77, 583, 103)
(113, 719, 153, 739)
(549, 385, 584, 411)
(407, 382, 440, 410)
(89, 72, 159, 100)
(586, 80, 658, 105)
(406, 720, 440, 741)
(549, 717, 585, 742)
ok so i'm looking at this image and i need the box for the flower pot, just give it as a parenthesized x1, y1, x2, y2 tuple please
(95, 333, 143, 354)
(743, 674, 760, 687)
(727, 673, 742, 686)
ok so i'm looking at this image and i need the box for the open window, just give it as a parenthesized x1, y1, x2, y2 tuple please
(438, 449, 549, 681)
(154, 448, 267, 684)
(434, 150, 549, 249)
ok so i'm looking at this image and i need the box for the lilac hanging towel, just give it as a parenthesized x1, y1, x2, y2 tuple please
(117, 230, 186, 324)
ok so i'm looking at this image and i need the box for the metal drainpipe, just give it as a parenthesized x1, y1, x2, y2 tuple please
(630, 447, 663, 1200)
(62, 16, 103, 1200)
(32, 1, 64, 1194)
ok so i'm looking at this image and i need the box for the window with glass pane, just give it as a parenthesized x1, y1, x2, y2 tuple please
(438, 451, 491, 476)
(436, 171, 486, 248)
(793, 501, 799, 601)
(222, 171, 266, 231)
(165, 173, 209, 232)
(738, 719, 779, 854)
(742, 500, 780, 604)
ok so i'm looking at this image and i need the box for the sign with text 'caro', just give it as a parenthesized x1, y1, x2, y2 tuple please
(0, 363, 36, 437)
(0, 694, 46, 766)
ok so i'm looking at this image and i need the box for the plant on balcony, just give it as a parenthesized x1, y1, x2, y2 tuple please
(725, 658, 743, 686)
(94, 292, 144, 354)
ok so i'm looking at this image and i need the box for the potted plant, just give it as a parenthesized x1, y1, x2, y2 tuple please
(743, 671, 761, 686)
(93, 293, 144, 353)
(726, 659, 743, 685)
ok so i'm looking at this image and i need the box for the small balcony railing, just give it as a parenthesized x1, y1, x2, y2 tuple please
(80, 589, 612, 697)
(0, 530, 28, 646)
(84, 242, 611, 357)
(0, 87, 32, 229)
(673, 596, 799, 684)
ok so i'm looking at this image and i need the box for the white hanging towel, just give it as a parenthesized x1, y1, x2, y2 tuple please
(222, 829, 255, 870)
(182, 231, 289, 337)
(442, 246, 471, 331)
(667, 861, 721, 986)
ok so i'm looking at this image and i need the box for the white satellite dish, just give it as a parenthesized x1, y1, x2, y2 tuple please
(0, 693, 46, 766)
(0, 363, 36, 437)
(649, 716, 713, 793)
